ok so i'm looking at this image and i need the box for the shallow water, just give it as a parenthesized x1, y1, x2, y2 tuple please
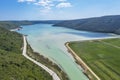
(18, 24, 115, 80)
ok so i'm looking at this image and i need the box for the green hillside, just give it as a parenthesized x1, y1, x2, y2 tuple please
(53, 15, 120, 34)
(69, 38, 120, 80)
(0, 26, 52, 80)
(0, 20, 62, 29)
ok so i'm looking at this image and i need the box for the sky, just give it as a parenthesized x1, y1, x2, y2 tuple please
(0, 0, 120, 20)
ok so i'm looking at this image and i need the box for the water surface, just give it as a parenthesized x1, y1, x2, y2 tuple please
(18, 24, 115, 80)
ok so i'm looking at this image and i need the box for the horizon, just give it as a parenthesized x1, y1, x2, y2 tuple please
(0, 14, 120, 21)
(0, 0, 120, 20)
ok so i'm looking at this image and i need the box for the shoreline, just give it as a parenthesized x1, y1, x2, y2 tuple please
(65, 37, 120, 80)
(65, 42, 101, 80)
(20, 24, 119, 80)
(10, 27, 22, 31)
(23, 36, 69, 80)
(22, 36, 61, 80)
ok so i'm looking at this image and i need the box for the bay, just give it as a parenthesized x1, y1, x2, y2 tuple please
(18, 24, 115, 80)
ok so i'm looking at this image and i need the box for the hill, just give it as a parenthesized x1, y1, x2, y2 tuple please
(0, 25, 52, 80)
(0, 20, 62, 29)
(53, 15, 120, 34)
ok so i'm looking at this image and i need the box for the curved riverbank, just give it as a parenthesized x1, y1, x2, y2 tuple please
(66, 37, 120, 80)
(18, 24, 116, 80)
(22, 36, 62, 80)
(65, 42, 101, 80)
(23, 36, 69, 80)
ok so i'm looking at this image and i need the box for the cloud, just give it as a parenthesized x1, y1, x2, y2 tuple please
(18, 0, 36, 3)
(18, 0, 73, 13)
(56, 2, 72, 8)
(35, 0, 54, 7)
(18, 0, 24, 2)
(34, 0, 54, 13)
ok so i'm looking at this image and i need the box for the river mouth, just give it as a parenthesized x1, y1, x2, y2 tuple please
(18, 24, 118, 80)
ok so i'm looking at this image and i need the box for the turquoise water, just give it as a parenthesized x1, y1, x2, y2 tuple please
(18, 24, 114, 80)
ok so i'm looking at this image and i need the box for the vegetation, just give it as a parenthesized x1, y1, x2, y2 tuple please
(0, 20, 62, 29)
(0, 21, 20, 29)
(27, 44, 69, 80)
(69, 38, 120, 80)
(53, 15, 120, 34)
(1, 15, 120, 35)
(0, 26, 52, 80)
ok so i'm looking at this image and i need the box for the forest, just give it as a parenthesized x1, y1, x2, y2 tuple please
(0, 24, 52, 80)
(54, 15, 120, 34)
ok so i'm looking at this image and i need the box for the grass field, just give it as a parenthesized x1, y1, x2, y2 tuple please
(69, 38, 120, 80)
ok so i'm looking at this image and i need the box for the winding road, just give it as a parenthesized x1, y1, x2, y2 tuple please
(22, 36, 60, 80)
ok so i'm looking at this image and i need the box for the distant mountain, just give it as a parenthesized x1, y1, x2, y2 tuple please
(53, 15, 120, 34)
(0, 20, 62, 29)
(1, 15, 120, 35)
(0, 21, 19, 29)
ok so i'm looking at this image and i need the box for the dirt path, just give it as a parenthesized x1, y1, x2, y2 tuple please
(100, 41, 120, 49)
(65, 42, 101, 80)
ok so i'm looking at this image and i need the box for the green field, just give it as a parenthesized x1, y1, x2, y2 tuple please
(69, 38, 120, 80)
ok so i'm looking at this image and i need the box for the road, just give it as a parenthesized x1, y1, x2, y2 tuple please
(65, 42, 101, 80)
(22, 36, 60, 80)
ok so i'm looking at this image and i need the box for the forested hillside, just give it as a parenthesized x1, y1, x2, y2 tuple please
(0, 20, 62, 29)
(0, 25, 52, 80)
(53, 15, 120, 34)
(1, 15, 120, 35)
(0, 22, 19, 29)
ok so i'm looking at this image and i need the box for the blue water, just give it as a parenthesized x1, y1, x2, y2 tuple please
(18, 24, 114, 80)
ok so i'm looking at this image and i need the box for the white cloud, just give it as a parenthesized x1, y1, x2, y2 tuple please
(18, 0, 24, 2)
(18, 0, 73, 13)
(56, 2, 72, 8)
(35, 0, 53, 7)
(35, 0, 54, 13)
